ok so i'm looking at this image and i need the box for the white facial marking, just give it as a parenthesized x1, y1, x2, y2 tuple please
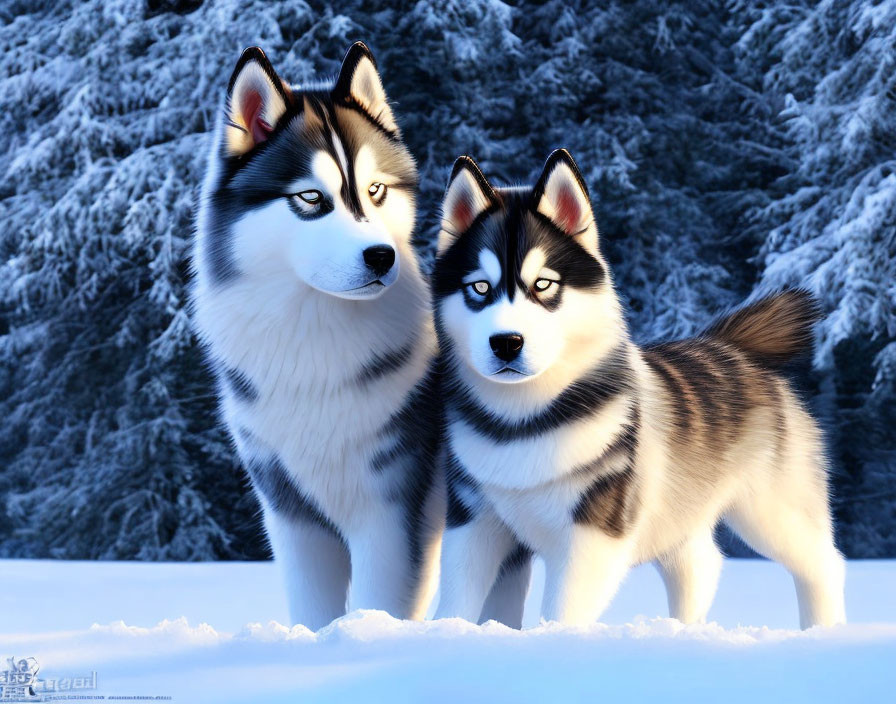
(520, 248, 546, 287)
(479, 249, 502, 286)
(355, 145, 391, 205)
(440, 252, 624, 385)
(440, 289, 566, 384)
(286, 178, 318, 196)
(330, 131, 350, 182)
(310, 150, 343, 194)
(354, 145, 376, 188)
(230, 148, 403, 299)
(353, 144, 413, 259)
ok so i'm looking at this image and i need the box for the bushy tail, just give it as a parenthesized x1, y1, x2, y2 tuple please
(704, 289, 821, 368)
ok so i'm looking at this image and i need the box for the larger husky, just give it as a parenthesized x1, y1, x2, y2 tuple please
(191, 44, 443, 629)
(432, 150, 846, 629)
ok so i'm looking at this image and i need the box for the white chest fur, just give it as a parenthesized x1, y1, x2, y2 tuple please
(193, 261, 434, 532)
(448, 391, 634, 491)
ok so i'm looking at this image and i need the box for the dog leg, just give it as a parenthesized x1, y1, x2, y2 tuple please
(724, 397, 846, 628)
(403, 483, 446, 622)
(725, 498, 846, 628)
(346, 505, 419, 618)
(435, 507, 518, 623)
(541, 526, 632, 626)
(264, 508, 350, 630)
(478, 545, 533, 629)
(655, 529, 723, 623)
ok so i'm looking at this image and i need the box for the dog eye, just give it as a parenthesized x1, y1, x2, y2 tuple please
(294, 190, 323, 205)
(368, 182, 388, 205)
(534, 278, 557, 293)
(468, 281, 490, 296)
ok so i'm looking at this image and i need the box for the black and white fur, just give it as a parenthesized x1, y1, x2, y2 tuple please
(191, 44, 443, 629)
(432, 150, 846, 629)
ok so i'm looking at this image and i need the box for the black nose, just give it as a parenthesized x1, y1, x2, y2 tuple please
(489, 333, 524, 363)
(363, 245, 395, 278)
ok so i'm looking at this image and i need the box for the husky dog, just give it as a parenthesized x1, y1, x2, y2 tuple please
(191, 43, 443, 630)
(431, 149, 846, 629)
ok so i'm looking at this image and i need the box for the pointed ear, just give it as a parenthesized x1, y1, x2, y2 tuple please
(333, 42, 398, 134)
(533, 149, 597, 252)
(438, 156, 499, 255)
(224, 47, 291, 157)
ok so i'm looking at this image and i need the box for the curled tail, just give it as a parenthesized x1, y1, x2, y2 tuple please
(704, 289, 821, 368)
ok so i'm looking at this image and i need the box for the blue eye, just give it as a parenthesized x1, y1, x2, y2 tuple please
(295, 190, 322, 204)
(469, 281, 490, 296)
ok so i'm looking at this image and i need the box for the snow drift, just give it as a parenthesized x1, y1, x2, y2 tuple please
(2, 559, 895, 702)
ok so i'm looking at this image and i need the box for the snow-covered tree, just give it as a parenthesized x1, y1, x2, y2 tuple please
(735, 0, 896, 555)
(0, 0, 892, 558)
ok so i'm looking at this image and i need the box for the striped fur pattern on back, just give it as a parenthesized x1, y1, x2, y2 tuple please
(432, 150, 846, 630)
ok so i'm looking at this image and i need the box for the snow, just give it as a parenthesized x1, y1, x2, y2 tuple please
(3, 559, 895, 702)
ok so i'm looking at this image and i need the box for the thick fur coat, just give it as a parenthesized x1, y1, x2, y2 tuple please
(431, 150, 846, 629)
(191, 44, 443, 630)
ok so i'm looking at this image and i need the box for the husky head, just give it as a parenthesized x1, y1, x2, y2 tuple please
(433, 150, 625, 387)
(199, 43, 417, 300)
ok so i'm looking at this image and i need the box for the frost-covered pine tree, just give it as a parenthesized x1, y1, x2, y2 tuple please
(734, 0, 896, 556)
(1, 0, 892, 559)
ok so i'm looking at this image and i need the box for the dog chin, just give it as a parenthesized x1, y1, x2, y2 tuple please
(313, 272, 398, 301)
(328, 281, 389, 300)
(478, 364, 540, 385)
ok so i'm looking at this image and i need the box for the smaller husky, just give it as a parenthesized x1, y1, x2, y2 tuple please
(432, 150, 846, 629)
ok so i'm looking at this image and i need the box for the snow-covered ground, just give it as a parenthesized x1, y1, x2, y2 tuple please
(2, 559, 895, 702)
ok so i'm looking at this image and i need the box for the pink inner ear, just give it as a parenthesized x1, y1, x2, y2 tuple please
(450, 192, 475, 231)
(556, 185, 582, 234)
(242, 89, 273, 145)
